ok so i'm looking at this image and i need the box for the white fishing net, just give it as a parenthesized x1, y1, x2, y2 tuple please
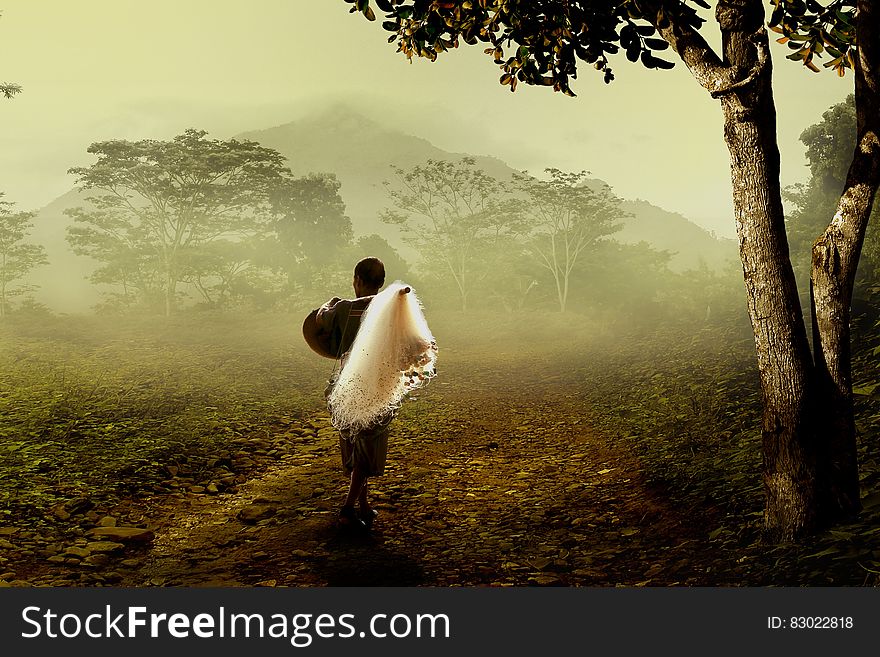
(328, 281, 437, 433)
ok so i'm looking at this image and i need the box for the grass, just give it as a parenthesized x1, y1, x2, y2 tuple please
(0, 312, 327, 518)
(2, 307, 879, 584)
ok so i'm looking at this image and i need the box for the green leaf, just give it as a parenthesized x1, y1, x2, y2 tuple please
(804, 546, 840, 559)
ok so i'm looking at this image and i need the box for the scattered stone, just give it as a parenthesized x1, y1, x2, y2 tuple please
(52, 505, 71, 521)
(87, 527, 155, 543)
(190, 486, 206, 494)
(98, 516, 117, 527)
(238, 504, 276, 524)
(83, 554, 111, 567)
(65, 498, 94, 515)
(0, 571, 14, 580)
(0, 539, 14, 550)
(87, 541, 125, 554)
(120, 559, 140, 568)
(65, 546, 91, 558)
(0, 528, 18, 536)
(206, 483, 219, 494)
(46, 555, 66, 564)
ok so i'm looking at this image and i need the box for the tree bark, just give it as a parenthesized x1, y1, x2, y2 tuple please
(715, 0, 818, 539)
(810, 0, 880, 520)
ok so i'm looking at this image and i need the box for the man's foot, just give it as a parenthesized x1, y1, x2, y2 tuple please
(359, 507, 378, 529)
(339, 505, 367, 531)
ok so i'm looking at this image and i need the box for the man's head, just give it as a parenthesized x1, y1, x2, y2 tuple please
(353, 257, 385, 297)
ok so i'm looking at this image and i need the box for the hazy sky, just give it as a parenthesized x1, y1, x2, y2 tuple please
(0, 1, 852, 238)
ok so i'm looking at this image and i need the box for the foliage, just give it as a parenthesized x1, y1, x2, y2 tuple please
(270, 173, 354, 296)
(567, 240, 674, 321)
(0, 82, 21, 99)
(381, 157, 525, 311)
(345, 0, 707, 91)
(0, 312, 320, 517)
(0, 194, 48, 316)
(350, 1, 860, 92)
(516, 169, 625, 312)
(354, 233, 410, 278)
(785, 95, 880, 293)
(768, 0, 857, 75)
(66, 129, 289, 315)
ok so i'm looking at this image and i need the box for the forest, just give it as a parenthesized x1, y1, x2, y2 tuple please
(1, 1, 878, 587)
(1, 92, 878, 586)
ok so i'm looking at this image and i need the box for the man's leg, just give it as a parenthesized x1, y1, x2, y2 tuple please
(358, 478, 377, 528)
(358, 478, 369, 511)
(344, 465, 367, 509)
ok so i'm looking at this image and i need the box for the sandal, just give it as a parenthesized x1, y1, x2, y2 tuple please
(339, 505, 367, 530)
(360, 507, 379, 529)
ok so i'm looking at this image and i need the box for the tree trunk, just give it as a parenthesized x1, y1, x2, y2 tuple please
(165, 273, 175, 317)
(716, 1, 818, 540)
(810, 0, 880, 521)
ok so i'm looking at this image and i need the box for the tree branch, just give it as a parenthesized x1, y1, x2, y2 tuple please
(639, 0, 728, 94)
(709, 30, 769, 99)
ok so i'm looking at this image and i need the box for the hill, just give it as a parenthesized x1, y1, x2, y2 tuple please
(24, 106, 735, 312)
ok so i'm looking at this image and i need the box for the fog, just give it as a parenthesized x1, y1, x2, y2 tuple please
(2, 2, 879, 589)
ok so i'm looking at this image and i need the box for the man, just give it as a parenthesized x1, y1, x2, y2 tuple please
(315, 257, 388, 531)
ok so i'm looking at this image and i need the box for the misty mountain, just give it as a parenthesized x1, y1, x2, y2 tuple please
(28, 189, 100, 313)
(617, 200, 736, 271)
(25, 105, 735, 312)
(236, 106, 516, 241)
(238, 106, 735, 271)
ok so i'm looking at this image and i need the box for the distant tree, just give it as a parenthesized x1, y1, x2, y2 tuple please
(270, 173, 353, 295)
(180, 238, 258, 308)
(354, 234, 409, 278)
(0, 194, 48, 316)
(67, 129, 288, 315)
(350, 0, 880, 540)
(786, 95, 880, 292)
(381, 157, 523, 311)
(516, 169, 624, 312)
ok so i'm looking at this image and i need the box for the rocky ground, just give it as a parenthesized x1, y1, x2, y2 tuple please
(0, 356, 741, 587)
(2, 314, 877, 587)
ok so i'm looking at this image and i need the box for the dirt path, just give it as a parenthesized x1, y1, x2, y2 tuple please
(93, 361, 718, 587)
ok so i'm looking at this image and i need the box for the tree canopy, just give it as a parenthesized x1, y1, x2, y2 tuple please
(67, 129, 289, 314)
(516, 169, 625, 312)
(345, 0, 858, 95)
(381, 157, 524, 311)
(0, 194, 47, 316)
